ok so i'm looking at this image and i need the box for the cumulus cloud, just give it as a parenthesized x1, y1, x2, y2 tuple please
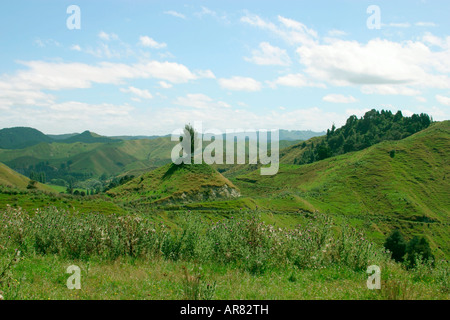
(98, 31, 119, 41)
(416, 22, 437, 27)
(174, 93, 231, 109)
(159, 81, 173, 89)
(218, 76, 262, 91)
(296, 38, 450, 90)
(268, 73, 325, 88)
(0, 101, 135, 136)
(322, 94, 357, 103)
(0, 59, 213, 111)
(241, 14, 318, 46)
(164, 10, 186, 19)
(361, 85, 421, 96)
(70, 44, 81, 51)
(245, 42, 291, 66)
(120, 86, 153, 99)
(139, 36, 167, 49)
(436, 94, 450, 106)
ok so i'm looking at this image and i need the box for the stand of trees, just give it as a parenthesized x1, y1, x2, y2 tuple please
(384, 230, 434, 268)
(295, 110, 432, 165)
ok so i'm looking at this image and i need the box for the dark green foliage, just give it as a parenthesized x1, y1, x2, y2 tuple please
(406, 236, 434, 268)
(26, 180, 37, 190)
(103, 175, 135, 192)
(384, 230, 407, 262)
(0, 127, 53, 149)
(295, 109, 432, 165)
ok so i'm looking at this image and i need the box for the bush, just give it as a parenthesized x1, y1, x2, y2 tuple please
(0, 207, 390, 274)
(384, 230, 406, 262)
(406, 236, 434, 268)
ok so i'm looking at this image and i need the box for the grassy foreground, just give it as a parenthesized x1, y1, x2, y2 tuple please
(1, 206, 448, 300)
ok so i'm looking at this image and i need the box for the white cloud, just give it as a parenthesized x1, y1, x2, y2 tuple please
(322, 94, 357, 103)
(416, 96, 427, 103)
(361, 85, 421, 96)
(70, 44, 81, 51)
(328, 29, 347, 37)
(297, 38, 450, 89)
(416, 22, 437, 27)
(120, 86, 153, 99)
(174, 93, 231, 109)
(164, 10, 186, 19)
(98, 31, 118, 41)
(195, 6, 216, 18)
(218, 76, 262, 91)
(269, 73, 325, 88)
(436, 94, 450, 106)
(194, 69, 216, 79)
(139, 36, 167, 49)
(388, 22, 411, 28)
(245, 42, 291, 66)
(159, 81, 173, 89)
(0, 101, 135, 136)
(241, 14, 317, 46)
(0, 59, 212, 111)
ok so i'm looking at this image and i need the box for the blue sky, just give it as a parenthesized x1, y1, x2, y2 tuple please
(0, 0, 449, 135)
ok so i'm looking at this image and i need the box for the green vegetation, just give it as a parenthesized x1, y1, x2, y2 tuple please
(0, 114, 448, 300)
(0, 127, 53, 149)
(0, 206, 448, 300)
(233, 121, 450, 258)
(0, 162, 55, 193)
(108, 162, 239, 206)
(281, 110, 432, 165)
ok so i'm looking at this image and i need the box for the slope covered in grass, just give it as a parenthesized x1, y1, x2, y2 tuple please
(108, 163, 240, 205)
(233, 121, 450, 257)
(0, 162, 55, 192)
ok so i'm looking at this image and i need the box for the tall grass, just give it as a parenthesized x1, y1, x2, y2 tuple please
(0, 205, 390, 274)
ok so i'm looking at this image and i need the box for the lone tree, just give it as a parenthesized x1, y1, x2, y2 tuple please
(384, 230, 407, 262)
(179, 123, 200, 160)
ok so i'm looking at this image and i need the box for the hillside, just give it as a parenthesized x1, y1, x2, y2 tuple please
(233, 121, 450, 257)
(61, 130, 116, 144)
(0, 162, 55, 192)
(0, 127, 53, 149)
(107, 162, 240, 205)
(279, 110, 432, 166)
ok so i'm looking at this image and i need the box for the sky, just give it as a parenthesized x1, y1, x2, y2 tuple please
(0, 0, 449, 136)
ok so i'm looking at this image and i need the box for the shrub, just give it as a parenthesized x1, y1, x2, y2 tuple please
(384, 230, 406, 262)
(406, 236, 434, 268)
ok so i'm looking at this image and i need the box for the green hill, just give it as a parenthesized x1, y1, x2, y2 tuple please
(0, 162, 55, 192)
(233, 121, 450, 257)
(61, 131, 115, 144)
(0, 127, 53, 149)
(107, 163, 240, 205)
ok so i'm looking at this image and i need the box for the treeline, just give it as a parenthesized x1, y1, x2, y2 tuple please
(294, 109, 432, 165)
(15, 161, 94, 187)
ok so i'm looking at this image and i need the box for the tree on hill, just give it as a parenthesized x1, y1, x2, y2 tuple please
(295, 109, 432, 165)
(384, 230, 407, 262)
(177, 123, 202, 163)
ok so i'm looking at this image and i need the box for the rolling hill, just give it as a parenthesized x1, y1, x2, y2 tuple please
(232, 120, 450, 257)
(0, 162, 55, 192)
(60, 130, 115, 144)
(0, 127, 53, 149)
(107, 162, 240, 205)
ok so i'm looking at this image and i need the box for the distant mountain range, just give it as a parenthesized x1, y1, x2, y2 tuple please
(0, 127, 325, 150)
